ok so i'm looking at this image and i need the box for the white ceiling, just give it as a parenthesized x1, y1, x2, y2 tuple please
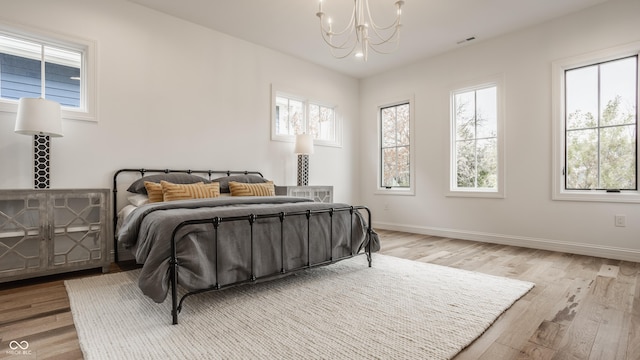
(128, 0, 610, 79)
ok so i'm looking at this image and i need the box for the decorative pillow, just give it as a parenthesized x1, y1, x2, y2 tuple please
(128, 194, 149, 207)
(127, 173, 210, 194)
(228, 181, 275, 197)
(212, 174, 269, 193)
(144, 181, 165, 203)
(161, 181, 220, 202)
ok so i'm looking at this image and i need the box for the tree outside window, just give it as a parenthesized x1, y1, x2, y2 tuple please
(380, 103, 410, 188)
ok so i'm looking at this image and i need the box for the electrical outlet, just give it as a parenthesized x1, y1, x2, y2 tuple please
(615, 215, 626, 227)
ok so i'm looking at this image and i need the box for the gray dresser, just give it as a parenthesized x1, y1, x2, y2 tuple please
(0, 189, 111, 282)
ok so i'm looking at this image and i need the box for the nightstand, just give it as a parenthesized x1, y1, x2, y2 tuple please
(275, 186, 333, 203)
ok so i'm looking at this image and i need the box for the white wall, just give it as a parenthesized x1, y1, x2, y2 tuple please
(360, 0, 640, 261)
(0, 0, 360, 203)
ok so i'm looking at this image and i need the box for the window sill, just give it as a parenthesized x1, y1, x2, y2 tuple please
(0, 101, 96, 122)
(553, 190, 640, 204)
(446, 189, 505, 199)
(375, 188, 415, 196)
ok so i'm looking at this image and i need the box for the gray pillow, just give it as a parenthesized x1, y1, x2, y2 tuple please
(212, 174, 268, 193)
(127, 173, 210, 194)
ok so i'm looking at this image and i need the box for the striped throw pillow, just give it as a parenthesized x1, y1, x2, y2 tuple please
(161, 181, 220, 202)
(228, 181, 275, 196)
(144, 181, 164, 203)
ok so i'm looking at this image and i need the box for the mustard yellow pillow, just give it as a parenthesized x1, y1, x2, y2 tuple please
(228, 181, 275, 196)
(161, 180, 220, 202)
(144, 181, 164, 203)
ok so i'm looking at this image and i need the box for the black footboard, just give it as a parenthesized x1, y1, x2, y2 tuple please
(169, 206, 374, 325)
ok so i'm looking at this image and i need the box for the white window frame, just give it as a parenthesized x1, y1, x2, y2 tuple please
(376, 95, 415, 196)
(448, 74, 506, 198)
(271, 86, 342, 147)
(552, 42, 640, 203)
(0, 21, 97, 122)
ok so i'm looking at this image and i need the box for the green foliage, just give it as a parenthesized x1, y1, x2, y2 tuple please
(566, 95, 637, 190)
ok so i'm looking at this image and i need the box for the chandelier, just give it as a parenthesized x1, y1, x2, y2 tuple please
(316, 0, 404, 61)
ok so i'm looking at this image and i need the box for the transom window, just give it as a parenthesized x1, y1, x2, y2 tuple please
(448, 75, 505, 198)
(380, 102, 412, 191)
(0, 34, 81, 107)
(0, 24, 96, 121)
(552, 43, 640, 203)
(272, 90, 340, 147)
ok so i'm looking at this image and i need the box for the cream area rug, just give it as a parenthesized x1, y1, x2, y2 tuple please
(65, 254, 534, 360)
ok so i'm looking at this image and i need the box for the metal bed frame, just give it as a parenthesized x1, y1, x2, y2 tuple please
(113, 168, 374, 324)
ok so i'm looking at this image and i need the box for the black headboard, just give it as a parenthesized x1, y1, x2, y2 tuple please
(112, 168, 264, 262)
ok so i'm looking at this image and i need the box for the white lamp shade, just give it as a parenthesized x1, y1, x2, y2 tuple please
(15, 98, 63, 137)
(294, 134, 314, 155)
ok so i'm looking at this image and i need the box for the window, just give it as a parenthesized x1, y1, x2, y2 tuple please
(0, 24, 96, 121)
(378, 99, 414, 194)
(449, 76, 505, 198)
(552, 43, 639, 203)
(271, 88, 340, 147)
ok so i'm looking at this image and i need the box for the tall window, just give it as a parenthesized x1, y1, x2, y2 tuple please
(380, 102, 411, 189)
(449, 76, 504, 198)
(552, 43, 639, 203)
(272, 89, 340, 147)
(565, 56, 637, 190)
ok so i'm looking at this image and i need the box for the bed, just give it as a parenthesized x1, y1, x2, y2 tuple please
(113, 168, 379, 324)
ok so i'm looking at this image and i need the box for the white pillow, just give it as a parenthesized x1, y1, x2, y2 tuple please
(128, 194, 149, 207)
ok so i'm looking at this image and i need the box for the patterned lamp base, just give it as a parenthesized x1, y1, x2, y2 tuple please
(297, 154, 309, 186)
(34, 135, 50, 189)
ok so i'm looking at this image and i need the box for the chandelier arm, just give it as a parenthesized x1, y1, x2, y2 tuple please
(320, 16, 357, 37)
(364, 0, 402, 43)
(317, 3, 357, 38)
(317, 4, 358, 51)
(367, 40, 400, 55)
(369, 20, 401, 32)
(319, 26, 359, 51)
(329, 45, 359, 59)
(367, 25, 401, 47)
(365, 0, 402, 29)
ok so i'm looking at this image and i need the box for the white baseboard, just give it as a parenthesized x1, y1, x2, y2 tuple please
(373, 221, 640, 263)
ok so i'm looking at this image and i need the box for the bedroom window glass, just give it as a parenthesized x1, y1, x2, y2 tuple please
(448, 75, 505, 198)
(552, 43, 640, 203)
(272, 90, 340, 147)
(0, 25, 96, 121)
(380, 102, 411, 191)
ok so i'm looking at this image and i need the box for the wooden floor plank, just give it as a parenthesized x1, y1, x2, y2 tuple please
(588, 307, 628, 360)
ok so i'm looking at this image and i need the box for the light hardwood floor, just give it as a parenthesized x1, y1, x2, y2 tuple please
(1, 229, 639, 359)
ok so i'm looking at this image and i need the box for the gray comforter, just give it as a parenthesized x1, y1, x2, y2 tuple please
(118, 196, 379, 303)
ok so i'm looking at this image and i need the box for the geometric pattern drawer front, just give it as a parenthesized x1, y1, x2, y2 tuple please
(52, 194, 105, 267)
(287, 186, 333, 203)
(0, 197, 44, 273)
